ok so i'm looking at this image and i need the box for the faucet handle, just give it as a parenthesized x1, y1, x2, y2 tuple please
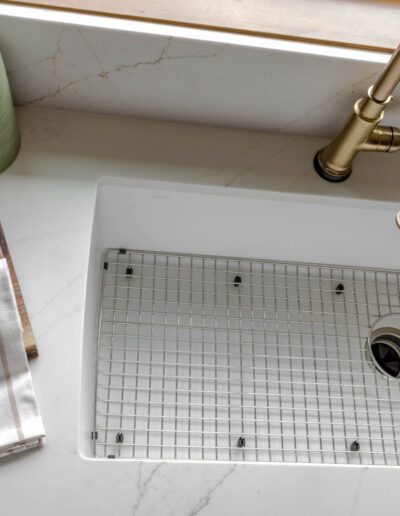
(359, 125, 400, 153)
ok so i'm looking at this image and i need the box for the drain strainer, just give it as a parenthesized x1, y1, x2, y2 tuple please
(367, 323, 400, 380)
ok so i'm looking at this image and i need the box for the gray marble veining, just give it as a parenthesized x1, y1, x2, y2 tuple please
(0, 14, 398, 137)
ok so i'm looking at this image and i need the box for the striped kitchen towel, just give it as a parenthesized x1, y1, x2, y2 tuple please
(0, 258, 45, 457)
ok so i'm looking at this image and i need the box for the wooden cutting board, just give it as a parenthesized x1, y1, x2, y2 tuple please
(0, 223, 38, 359)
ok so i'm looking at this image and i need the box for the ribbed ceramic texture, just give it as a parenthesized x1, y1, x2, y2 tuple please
(0, 52, 19, 173)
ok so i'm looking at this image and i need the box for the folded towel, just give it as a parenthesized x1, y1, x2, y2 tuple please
(0, 258, 45, 457)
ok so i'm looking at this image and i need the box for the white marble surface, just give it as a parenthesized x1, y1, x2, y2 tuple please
(0, 107, 400, 515)
(0, 5, 400, 137)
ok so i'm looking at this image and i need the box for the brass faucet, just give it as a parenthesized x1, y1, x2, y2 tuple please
(314, 44, 400, 182)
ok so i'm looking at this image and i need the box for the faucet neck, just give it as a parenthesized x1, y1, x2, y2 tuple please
(371, 44, 400, 103)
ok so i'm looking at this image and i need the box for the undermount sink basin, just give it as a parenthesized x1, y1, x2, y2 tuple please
(80, 177, 400, 465)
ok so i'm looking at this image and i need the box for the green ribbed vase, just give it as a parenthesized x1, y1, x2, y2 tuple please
(0, 52, 19, 173)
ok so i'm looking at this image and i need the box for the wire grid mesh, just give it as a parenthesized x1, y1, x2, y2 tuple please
(93, 249, 400, 465)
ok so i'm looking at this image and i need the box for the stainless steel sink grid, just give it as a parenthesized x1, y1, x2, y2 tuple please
(93, 249, 400, 464)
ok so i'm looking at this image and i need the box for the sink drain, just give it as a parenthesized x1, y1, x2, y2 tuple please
(367, 326, 400, 380)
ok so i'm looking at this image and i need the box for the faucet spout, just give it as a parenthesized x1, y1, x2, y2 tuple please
(314, 44, 400, 182)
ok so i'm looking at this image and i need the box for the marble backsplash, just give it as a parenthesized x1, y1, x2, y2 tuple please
(0, 6, 399, 137)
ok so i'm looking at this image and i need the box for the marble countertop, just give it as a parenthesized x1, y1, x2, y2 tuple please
(0, 107, 400, 516)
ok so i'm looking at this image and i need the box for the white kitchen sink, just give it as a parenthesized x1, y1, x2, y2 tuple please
(80, 177, 400, 464)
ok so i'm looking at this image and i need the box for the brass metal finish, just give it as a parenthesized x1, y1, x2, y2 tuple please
(359, 126, 400, 153)
(371, 45, 400, 102)
(315, 44, 400, 181)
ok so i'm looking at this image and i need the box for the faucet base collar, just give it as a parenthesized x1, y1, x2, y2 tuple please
(313, 150, 352, 183)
